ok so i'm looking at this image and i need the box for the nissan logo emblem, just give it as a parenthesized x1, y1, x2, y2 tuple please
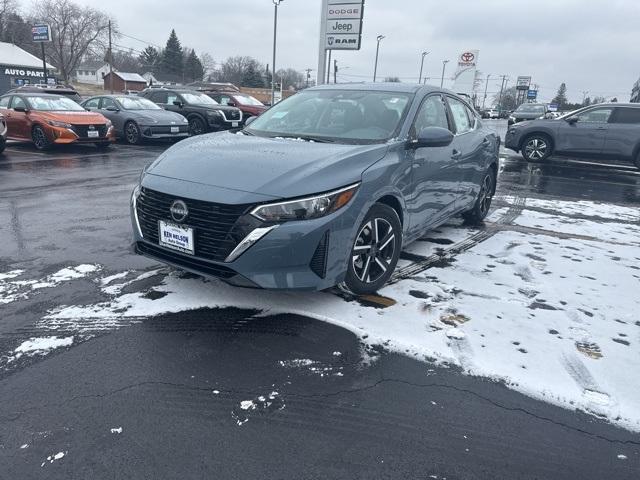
(170, 200, 188, 222)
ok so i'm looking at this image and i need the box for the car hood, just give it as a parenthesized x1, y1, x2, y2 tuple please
(131, 109, 186, 125)
(34, 110, 108, 124)
(147, 131, 389, 199)
(512, 112, 544, 120)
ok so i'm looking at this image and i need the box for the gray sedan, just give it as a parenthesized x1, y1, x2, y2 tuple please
(505, 103, 640, 168)
(131, 83, 499, 294)
(82, 95, 189, 144)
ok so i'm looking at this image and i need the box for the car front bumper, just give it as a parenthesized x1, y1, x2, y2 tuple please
(49, 125, 115, 144)
(504, 128, 523, 152)
(140, 124, 190, 139)
(130, 185, 363, 291)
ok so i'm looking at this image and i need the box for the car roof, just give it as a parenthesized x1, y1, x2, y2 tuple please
(308, 82, 436, 94)
(6, 92, 68, 99)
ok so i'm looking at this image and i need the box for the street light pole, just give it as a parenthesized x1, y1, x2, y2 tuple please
(482, 74, 491, 109)
(440, 60, 449, 88)
(271, 0, 283, 105)
(418, 51, 429, 84)
(373, 35, 384, 82)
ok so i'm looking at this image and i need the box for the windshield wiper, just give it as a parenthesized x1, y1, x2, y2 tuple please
(276, 135, 335, 143)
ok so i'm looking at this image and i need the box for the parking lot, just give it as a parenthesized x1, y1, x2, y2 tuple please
(1, 121, 640, 479)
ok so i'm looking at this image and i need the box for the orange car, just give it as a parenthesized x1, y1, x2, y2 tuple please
(0, 93, 115, 150)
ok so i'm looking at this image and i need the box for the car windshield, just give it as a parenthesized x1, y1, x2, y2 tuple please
(235, 94, 263, 106)
(246, 89, 412, 144)
(182, 92, 218, 105)
(516, 104, 545, 113)
(116, 96, 161, 110)
(26, 96, 85, 111)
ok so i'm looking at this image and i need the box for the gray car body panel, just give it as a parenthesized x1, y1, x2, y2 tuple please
(132, 84, 499, 290)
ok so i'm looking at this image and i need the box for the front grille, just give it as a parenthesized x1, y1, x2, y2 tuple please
(136, 242, 237, 279)
(222, 109, 241, 121)
(71, 124, 107, 138)
(309, 231, 330, 278)
(136, 188, 252, 262)
(148, 125, 189, 134)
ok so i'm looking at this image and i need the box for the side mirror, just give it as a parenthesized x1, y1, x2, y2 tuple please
(173, 100, 183, 107)
(566, 116, 579, 124)
(227, 101, 236, 107)
(408, 126, 454, 149)
(244, 116, 257, 127)
(105, 106, 120, 112)
(13, 106, 27, 113)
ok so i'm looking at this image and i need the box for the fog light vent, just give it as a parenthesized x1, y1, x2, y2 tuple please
(309, 231, 330, 278)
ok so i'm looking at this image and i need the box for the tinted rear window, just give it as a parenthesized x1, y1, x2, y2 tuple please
(613, 107, 640, 124)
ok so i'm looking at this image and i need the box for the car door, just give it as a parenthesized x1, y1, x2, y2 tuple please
(603, 107, 640, 158)
(147, 90, 169, 109)
(405, 93, 460, 233)
(163, 92, 184, 114)
(556, 106, 613, 153)
(445, 96, 488, 208)
(8, 96, 29, 139)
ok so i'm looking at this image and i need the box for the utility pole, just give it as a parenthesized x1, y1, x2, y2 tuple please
(40, 43, 48, 84)
(482, 74, 491, 109)
(333, 59, 338, 84)
(373, 35, 384, 82)
(440, 60, 449, 88)
(326, 50, 332, 84)
(418, 51, 429, 84)
(271, 0, 283, 105)
(497, 75, 508, 116)
(108, 20, 113, 93)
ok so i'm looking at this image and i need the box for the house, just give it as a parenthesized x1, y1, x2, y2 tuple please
(102, 71, 147, 92)
(74, 61, 110, 85)
(0, 41, 55, 94)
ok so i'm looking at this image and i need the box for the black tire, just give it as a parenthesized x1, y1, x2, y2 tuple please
(32, 125, 51, 150)
(0, 137, 5, 154)
(188, 116, 206, 136)
(344, 203, 402, 295)
(634, 151, 640, 170)
(95, 142, 111, 150)
(521, 134, 552, 162)
(124, 121, 141, 145)
(462, 168, 496, 225)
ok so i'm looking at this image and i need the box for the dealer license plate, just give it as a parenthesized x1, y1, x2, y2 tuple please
(87, 130, 99, 138)
(158, 220, 194, 255)
(170, 126, 179, 133)
(232, 121, 239, 127)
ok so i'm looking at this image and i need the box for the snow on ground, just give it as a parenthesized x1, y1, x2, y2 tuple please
(11, 196, 640, 431)
(7, 336, 74, 364)
(0, 265, 101, 304)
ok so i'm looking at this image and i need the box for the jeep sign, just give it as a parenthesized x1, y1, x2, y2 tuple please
(322, 1, 364, 50)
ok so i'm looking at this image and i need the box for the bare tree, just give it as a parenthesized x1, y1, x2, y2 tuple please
(30, 0, 112, 82)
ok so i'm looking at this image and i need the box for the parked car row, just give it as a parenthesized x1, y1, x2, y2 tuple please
(0, 83, 268, 150)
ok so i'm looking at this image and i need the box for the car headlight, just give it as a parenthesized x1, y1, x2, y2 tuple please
(207, 110, 221, 117)
(251, 183, 359, 222)
(47, 120, 72, 128)
(105, 120, 113, 128)
(182, 117, 188, 123)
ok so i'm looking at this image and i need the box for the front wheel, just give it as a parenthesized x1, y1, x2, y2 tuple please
(462, 169, 495, 225)
(124, 121, 141, 144)
(188, 116, 206, 136)
(521, 134, 552, 162)
(344, 204, 402, 295)
(32, 125, 52, 150)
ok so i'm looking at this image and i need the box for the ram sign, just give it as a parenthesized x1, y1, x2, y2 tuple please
(323, 0, 364, 50)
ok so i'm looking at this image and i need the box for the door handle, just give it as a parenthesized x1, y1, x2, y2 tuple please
(451, 149, 462, 160)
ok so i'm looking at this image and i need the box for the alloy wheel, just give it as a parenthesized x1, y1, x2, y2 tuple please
(478, 174, 494, 216)
(32, 127, 48, 150)
(189, 118, 204, 135)
(352, 218, 396, 284)
(125, 122, 140, 144)
(524, 138, 548, 160)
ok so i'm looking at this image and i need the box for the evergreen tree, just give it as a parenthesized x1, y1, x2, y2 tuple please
(139, 46, 160, 70)
(552, 83, 568, 109)
(184, 49, 204, 82)
(159, 29, 183, 80)
(242, 61, 265, 87)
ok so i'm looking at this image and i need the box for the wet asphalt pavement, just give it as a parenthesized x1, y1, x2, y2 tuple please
(1, 123, 640, 479)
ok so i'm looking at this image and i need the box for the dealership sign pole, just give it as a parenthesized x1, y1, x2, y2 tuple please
(31, 24, 51, 84)
(317, 0, 364, 85)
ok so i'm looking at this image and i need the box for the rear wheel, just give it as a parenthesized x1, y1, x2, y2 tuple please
(462, 168, 495, 225)
(521, 134, 552, 162)
(344, 204, 402, 295)
(124, 121, 141, 144)
(32, 125, 51, 150)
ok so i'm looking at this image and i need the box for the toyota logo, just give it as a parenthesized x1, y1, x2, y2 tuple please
(170, 200, 188, 222)
(461, 52, 475, 62)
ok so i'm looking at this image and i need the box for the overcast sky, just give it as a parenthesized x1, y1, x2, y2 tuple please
(73, 0, 639, 103)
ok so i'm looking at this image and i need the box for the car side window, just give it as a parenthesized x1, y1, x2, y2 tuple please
(447, 97, 472, 134)
(611, 107, 640, 124)
(84, 98, 100, 109)
(166, 93, 179, 105)
(577, 108, 613, 123)
(0, 96, 10, 109)
(465, 105, 479, 130)
(10, 96, 26, 110)
(101, 97, 117, 109)
(150, 91, 168, 104)
(412, 95, 450, 136)
(219, 95, 232, 105)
